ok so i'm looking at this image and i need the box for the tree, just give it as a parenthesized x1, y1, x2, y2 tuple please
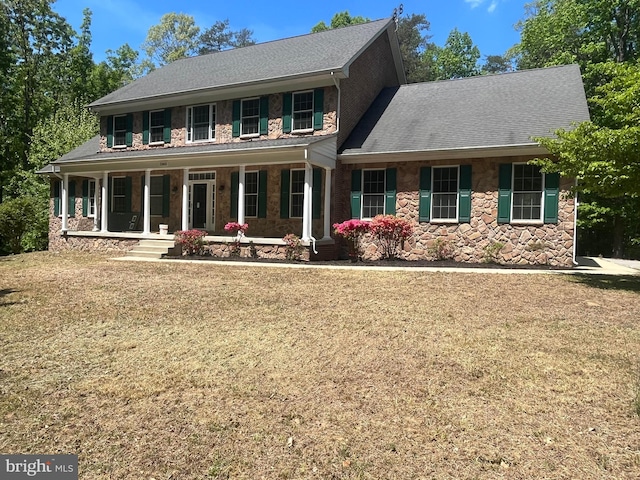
(311, 11, 370, 33)
(198, 19, 256, 54)
(481, 54, 513, 74)
(142, 13, 200, 66)
(396, 13, 433, 83)
(428, 28, 480, 80)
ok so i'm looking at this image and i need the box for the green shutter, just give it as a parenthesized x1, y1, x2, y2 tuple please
(258, 170, 268, 218)
(259, 96, 269, 135)
(68, 180, 76, 217)
(419, 167, 431, 222)
(498, 164, 512, 224)
(232, 101, 241, 137)
(282, 93, 292, 133)
(53, 181, 60, 217)
(350, 169, 362, 219)
(313, 168, 322, 219)
(142, 111, 149, 144)
(280, 169, 290, 218)
(163, 109, 172, 144)
(106, 115, 113, 147)
(126, 113, 133, 146)
(163, 174, 171, 217)
(125, 176, 132, 213)
(384, 168, 397, 215)
(313, 88, 324, 130)
(544, 172, 560, 223)
(230, 171, 239, 218)
(82, 179, 89, 217)
(458, 165, 472, 223)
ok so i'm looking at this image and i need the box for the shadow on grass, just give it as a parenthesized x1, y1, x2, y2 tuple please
(570, 274, 640, 293)
(0, 288, 19, 307)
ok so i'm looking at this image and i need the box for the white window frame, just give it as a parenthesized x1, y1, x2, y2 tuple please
(149, 110, 164, 144)
(361, 169, 386, 220)
(289, 169, 305, 218)
(292, 90, 314, 133)
(240, 98, 260, 138)
(186, 104, 216, 143)
(511, 163, 545, 224)
(113, 115, 127, 147)
(244, 171, 259, 218)
(88, 179, 96, 218)
(111, 176, 127, 213)
(431, 166, 459, 223)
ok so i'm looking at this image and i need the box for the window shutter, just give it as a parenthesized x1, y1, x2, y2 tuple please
(142, 111, 149, 144)
(106, 115, 113, 147)
(498, 163, 512, 224)
(126, 113, 133, 146)
(258, 170, 268, 218)
(232, 101, 241, 137)
(384, 168, 397, 215)
(125, 176, 132, 213)
(282, 93, 292, 133)
(544, 172, 560, 223)
(419, 167, 431, 222)
(163, 174, 171, 217)
(259, 96, 269, 135)
(350, 169, 362, 219)
(68, 180, 76, 217)
(230, 171, 239, 218)
(53, 181, 60, 217)
(280, 169, 290, 218)
(313, 168, 322, 219)
(458, 165, 472, 223)
(163, 109, 172, 144)
(313, 88, 324, 130)
(82, 180, 89, 217)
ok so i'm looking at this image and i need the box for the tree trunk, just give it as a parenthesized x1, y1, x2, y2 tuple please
(612, 214, 625, 258)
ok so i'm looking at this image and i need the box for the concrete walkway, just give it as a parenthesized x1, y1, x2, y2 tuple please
(114, 255, 639, 276)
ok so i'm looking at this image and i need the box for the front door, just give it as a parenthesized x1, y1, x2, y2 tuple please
(192, 184, 207, 229)
(189, 172, 216, 231)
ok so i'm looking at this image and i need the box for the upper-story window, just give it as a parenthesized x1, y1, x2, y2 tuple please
(187, 104, 215, 143)
(241, 98, 260, 136)
(293, 91, 314, 131)
(113, 115, 127, 147)
(149, 110, 164, 143)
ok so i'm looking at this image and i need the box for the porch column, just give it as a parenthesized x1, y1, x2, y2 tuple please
(301, 164, 312, 241)
(323, 167, 332, 240)
(101, 171, 109, 232)
(181, 168, 189, 231)
(92, 176, 100, 231)
(237, 165, 245, 225)
(143, 169, 151, 234)
(61, 174, 69, 232)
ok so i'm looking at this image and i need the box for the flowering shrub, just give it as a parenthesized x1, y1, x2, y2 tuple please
(370, 215, 413, 260)
(224, 222, 248, 236)
(283, 233, 304, 261)
(428, 237, 454, 261)
(333, 219, 371, 261)
(174, 229, 206, 256)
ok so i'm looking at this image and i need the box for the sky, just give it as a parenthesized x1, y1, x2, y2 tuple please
(53, 0, 530, 63)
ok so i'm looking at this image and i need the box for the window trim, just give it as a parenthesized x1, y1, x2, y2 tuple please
(292, 90, 314, 133)
(111, 176, 127, 213)
(240, 98, 260, 138)
(148, 110, 165, 145)
(361, 168, 386, 220)
(244, 170, 259, 218)
(289, 169, 305, 218)
(186, 104, 216, 143)
(431, 165, 460, 223)
(511, 162, 545, 224)
(112, 114, 127, 148)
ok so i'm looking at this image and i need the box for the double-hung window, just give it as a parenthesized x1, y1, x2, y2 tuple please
(432, 167, 459, 221)
(150, 176, 164, 216)
(149, 110, 164, 143)
(88, 180, 96, 217)
(187, 104, 215, 142)
(290, 169, 305, 218)
(292, 91, 314, 131)
(113, 115, 127, 147)
(241, 99, 260, 136)
(512, 164, 543, 222)
(362, 169, 386, 219)
(112, 177, 127, 213)
(245, 171, 259, 217)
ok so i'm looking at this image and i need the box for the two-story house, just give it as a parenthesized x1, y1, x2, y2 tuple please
(41, 18, 590, 266)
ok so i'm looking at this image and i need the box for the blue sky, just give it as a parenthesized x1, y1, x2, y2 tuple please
(54, 0, 529, 63)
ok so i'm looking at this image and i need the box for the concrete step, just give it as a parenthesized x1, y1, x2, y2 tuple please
(139, 239, 175, 248)
(126, 239, 176, 259)
(125, 250, 166, 259)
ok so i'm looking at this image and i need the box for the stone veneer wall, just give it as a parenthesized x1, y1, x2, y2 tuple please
(337, 157, 575, 267)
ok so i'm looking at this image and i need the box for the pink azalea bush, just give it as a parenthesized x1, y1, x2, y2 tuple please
(224, 222, 249, 235)
(282, 233, 304, 261)
(174, 229, 206, 256)
(370, 215, 413, 260)
(333, 219, 371, 261)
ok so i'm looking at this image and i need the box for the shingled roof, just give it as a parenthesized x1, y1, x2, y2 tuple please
(339, 64, 590, 157)
(89, 18, 397, 110)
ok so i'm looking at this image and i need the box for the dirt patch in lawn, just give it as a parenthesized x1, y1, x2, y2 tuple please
(1, 251, 640, 479)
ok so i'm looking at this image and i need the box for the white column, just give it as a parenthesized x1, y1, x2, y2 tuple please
(323, 167, 332, 240)
(101, 171, 109, 232)
(182, 168, 189, 231)
(237, 165, 245, 225)
(92, 176, 100, 231)
(61, 174, 69, 232)
(301, 164, 312, 241)
(143, 169, 151, 234)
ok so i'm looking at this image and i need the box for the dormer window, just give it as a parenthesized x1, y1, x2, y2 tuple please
(293, 91, 314, 131)
(187, 104, 216, 143)
(241, 98, 260, 136)
(113, 115, 127, 147)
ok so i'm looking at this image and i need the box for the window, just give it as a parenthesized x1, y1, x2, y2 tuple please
(432, 167, 459, 221)
(149, 110, 164, 143)
(293, 91, 313, 131)
(290, 169, 305, 218)
(245, 171, 259, 217)
(512, 164, 543, 221)
(88, 180, 96, 217)
(113, 115, 127, 147)
(241, 98, 260, 136)
(187, 104, 215, 142)
(112, 177, 127, 213)
(362, 169, 385, 219)
(150, 176, 164, 216)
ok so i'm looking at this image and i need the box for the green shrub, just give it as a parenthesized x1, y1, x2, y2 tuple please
(428, 237, 453, 260)
(0, 196, 48, 255)
(483, 241, 505, 264)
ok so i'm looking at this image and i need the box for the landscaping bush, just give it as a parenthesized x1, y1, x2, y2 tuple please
(0, 196, 48, 255)
(174, 229, 206, 256)
(283, 233, 304, 261)
(333, 219, 371, 261)
(370, 215, 413, 260)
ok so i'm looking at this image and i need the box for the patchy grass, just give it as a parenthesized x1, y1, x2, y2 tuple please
(1, 252, 640, 479)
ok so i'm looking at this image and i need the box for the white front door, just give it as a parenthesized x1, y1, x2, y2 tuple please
(189, 172, 216, 232)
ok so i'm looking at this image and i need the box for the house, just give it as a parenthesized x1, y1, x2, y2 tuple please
(41, 17, 590, 266)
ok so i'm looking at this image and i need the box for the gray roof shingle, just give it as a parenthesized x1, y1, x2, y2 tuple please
(339, 64, 590, 155)
(89, 19, 393, 108)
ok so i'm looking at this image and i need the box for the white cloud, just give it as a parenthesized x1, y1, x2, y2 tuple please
(488, 1, 499, 12)
(464, 0, 485, 8)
